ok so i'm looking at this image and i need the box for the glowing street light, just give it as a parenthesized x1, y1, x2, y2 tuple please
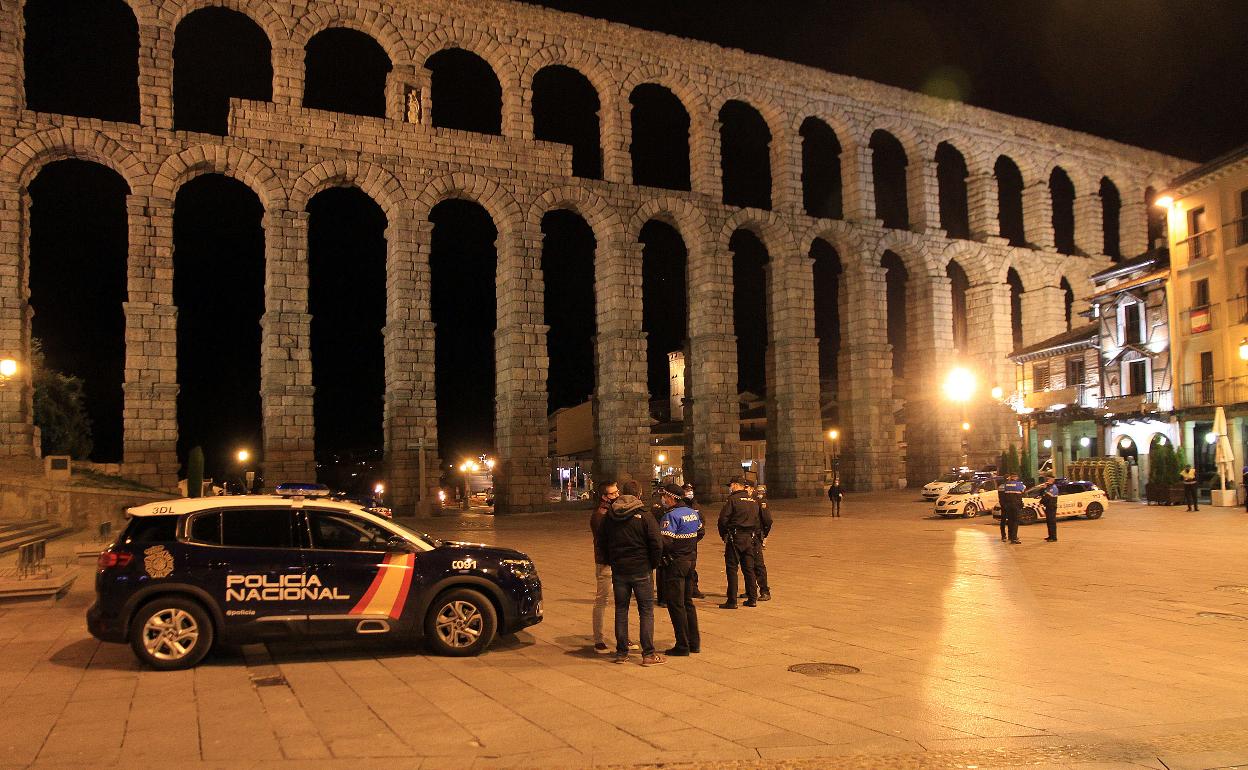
(0, 358, 17, 379)
(1079, 436, 1091, 448)
(485, 458, 496, 470)
(828, 429, 839, 441)
(1239, 337, 1248, 361)
(656, 453, 667, 464)
(236, 449, 250, 464)
(961, 421, 971, 431)
(990, 386, 1004, 400)
(373, 482, 385, 496)
(1153, 195, 1174, 209)
(943, 367, 976, 403)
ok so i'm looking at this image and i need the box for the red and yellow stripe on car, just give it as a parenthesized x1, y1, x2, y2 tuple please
(349, 553, 415, 619)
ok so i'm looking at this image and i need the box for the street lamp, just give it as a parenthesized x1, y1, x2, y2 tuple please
(656, 453, 666, 464)
(990, 385, 1003, 400)
(236, 449, 250, 464)
(1239, 337, 1248, 361)
(0, 358, 17, 379)
(944, 368, 976, 467)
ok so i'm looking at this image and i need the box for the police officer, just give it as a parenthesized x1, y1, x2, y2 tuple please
(999, 472, 1025, 545)
(1041, 476, 1059, 542)
(717, 477, 760, 608)
(658, 483, 703, 655)
(742, 483, 773, 601)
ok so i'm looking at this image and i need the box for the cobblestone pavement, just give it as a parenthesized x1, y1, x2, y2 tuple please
(2, 491, 1247, 769)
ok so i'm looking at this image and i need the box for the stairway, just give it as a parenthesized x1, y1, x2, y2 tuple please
(0, 518, 75, 554)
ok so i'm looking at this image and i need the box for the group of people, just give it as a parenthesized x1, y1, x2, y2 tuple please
(588, 475, 774, 666)
(996, 472, 1060, 543)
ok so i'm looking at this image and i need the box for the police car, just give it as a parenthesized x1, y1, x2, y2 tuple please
(87, 484, 543, 670)
(921, 468, 976, 500)
(992, 479, 1108, 525)
(933, 476, 1000, 517)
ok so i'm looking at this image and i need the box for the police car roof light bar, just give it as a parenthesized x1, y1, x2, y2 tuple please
(275, 482, 332, 499)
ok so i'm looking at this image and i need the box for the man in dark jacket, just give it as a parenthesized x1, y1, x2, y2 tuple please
(717, 477, 760, 608)
(601, 480, 666, 665)
(658, 483, 703, 655)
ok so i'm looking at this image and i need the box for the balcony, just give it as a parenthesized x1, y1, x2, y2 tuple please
(1225, 216, 1248, 251)
(1181, 377, 1248, 408)
(1024, 385, 1082, 410)
(1101, 389, 1169, 414)
(1180, 303, 1217, 336)
(1176, 229, 1217, 263)
(1232, 295, 1248, 326)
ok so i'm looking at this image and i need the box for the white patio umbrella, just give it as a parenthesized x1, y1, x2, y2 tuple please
(1213, 406, 1236, 492)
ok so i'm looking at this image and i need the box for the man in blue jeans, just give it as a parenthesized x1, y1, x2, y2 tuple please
(601, 479, 666, 666)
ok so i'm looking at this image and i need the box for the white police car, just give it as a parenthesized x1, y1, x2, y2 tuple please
(87, 483, 542, 669)
(922, 468, 975, 500)
(933, 476, 1000, 517)
(992, 479, 1109, 525)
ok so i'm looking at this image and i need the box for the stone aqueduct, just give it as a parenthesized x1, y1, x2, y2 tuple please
(0, 0, 1190, 511)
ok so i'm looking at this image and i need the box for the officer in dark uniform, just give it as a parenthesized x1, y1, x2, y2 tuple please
(740, 482, 773, 601)
(998, 472, 1025, 544)
(717, 477, 760, 608)
(1041, 477, 1059, 542)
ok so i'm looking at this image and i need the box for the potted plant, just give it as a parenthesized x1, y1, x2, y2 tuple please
(1146, 445, 1185, 505)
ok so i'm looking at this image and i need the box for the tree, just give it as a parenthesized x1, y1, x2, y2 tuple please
(30, 339, 93, 459)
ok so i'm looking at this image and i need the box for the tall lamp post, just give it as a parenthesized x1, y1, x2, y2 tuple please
(826, 429, 840, 482)
(235, 449, 251, 495)
(943, 367, 977, 468)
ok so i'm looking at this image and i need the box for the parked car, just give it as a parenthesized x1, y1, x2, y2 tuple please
(992, 479, 1108, 524)
(921, 467, 976, 500)
(933, 476, 1001, 518)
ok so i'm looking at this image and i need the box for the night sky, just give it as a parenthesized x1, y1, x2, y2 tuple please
(18, 0, 1248, 480)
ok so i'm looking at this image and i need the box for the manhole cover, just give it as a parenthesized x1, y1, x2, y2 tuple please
(1215, 585, 1248, 595)
(788, 662, 859, 676)
(250, 674, 288, 687)
(1197, 611, 1248, 622)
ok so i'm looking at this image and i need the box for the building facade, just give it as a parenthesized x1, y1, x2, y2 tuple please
(1162, 145, 1248, 498)
(0, 0, 1190, 511)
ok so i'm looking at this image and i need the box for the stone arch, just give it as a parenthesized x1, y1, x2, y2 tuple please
(290, 160, 406, 218)
(520, 45, 616, 108)
(936, 239, 993, 287)
(862, 117, 924, 164)
(412, 173, 522, 231)
(708, 85, 788, 146)
(629, 195, 713, 248)
(527, 186, 624, 246)
(412, 27, 521, 96)
(290, 5, 410, 65)
(801, 220, 868, 266)
(160, 0, 288, 44)
(2, 128, 147, 192)
(154, 145, 287, 211)
(991, 249, 1047, 292)
(719, 208, 799, 260)
(789, 102, 858, 150)
(619, 64, 706, 118)
(875, 229, 934, 277)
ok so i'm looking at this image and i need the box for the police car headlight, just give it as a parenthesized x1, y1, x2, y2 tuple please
(501, 559, 537, 581)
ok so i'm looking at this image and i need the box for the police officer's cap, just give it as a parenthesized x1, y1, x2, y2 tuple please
(660, 483, 685, 498)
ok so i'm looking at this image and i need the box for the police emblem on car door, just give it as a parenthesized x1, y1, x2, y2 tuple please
(184, 508, 310, 638)
(300, 509, 416, 637)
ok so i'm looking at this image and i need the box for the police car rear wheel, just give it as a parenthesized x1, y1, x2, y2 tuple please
(425, 589, 497, 657)
(129, 597, 214, 670)
(1085, 502, 1104, 519)
(1019, 508, 1038, 526)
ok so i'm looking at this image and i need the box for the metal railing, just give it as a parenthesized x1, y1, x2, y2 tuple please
(1180, 379, 1218, 407)
(1100, 389, 1168, 413)
(1225, 216, 1248, 250)
(1176, 229, 1217, 263)
(1180, 303, 1217, 335)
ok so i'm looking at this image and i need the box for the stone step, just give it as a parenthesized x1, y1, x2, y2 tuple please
(0, 519, 75, 554)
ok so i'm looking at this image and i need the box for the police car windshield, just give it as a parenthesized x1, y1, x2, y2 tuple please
(937, 473, 961, 483)
(385, 518, 441, 548)
(948, 481, 975, 494)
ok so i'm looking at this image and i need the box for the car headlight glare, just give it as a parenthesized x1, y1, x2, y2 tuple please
(501, 559, 538, 581)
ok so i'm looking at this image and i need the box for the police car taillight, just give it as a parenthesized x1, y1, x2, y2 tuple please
(98, 551, 133, 569)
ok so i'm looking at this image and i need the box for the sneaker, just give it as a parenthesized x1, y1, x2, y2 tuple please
(1009, 539, 1021, 544)
(664, 647, 690, 656)
(627, 641, 640, 651)
(718, 602, 738, 609)
(1001, 536, 1008, 542)
(759, 592, 772, 601)
(612, 653, 629, 664)
(743, 599, 758, 607)
(641, 653, 667, 666)
(593, 642, 610, 654)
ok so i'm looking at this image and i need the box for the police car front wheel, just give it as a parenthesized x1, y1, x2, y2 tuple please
(425, 588, 497, 657)
(129, 597, 214, 670)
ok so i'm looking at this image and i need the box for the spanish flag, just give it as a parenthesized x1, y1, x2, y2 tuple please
(349, 553, 415, 619)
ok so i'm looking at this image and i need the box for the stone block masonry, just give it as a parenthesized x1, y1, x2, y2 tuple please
(0, 0, 1192, 510)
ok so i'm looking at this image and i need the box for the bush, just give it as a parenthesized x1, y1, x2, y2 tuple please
(31, 339, 93, 459)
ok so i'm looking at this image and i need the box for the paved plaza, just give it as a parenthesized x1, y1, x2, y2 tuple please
(2, 491, 1247, 769)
